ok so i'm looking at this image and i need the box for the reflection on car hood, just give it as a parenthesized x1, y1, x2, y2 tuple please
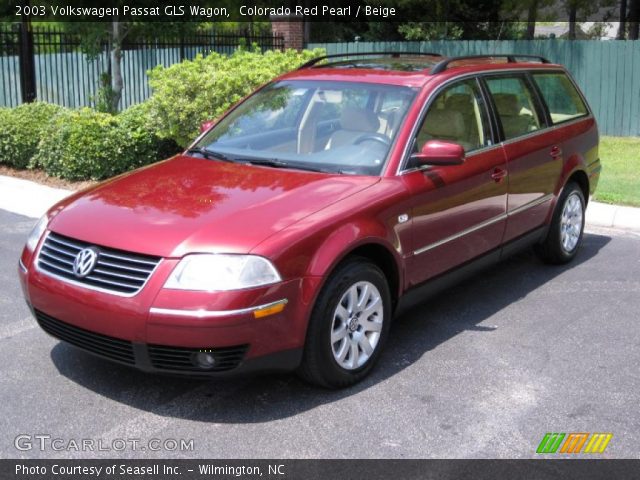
(48, 155, 380, 257)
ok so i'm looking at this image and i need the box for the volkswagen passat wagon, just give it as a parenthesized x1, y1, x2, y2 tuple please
(19, 53, 601, 388)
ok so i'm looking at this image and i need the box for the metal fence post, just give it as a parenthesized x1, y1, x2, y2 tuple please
(17, 19, 37, 103)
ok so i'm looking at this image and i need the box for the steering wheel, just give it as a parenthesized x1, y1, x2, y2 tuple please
(354, 133, 391, 147)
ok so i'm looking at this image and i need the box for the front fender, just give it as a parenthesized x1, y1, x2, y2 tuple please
(303, 222, 404, 316)
(309, 224, 402, 279)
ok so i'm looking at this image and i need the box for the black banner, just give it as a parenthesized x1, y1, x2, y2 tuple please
(2, 459, 640, 480)
(1, 0, 630, 23)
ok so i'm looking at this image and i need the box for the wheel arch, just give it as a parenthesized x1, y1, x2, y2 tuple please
(547, 165, 590, 224)
(307, 233, 404, 311)
(566, 169, 590, 205)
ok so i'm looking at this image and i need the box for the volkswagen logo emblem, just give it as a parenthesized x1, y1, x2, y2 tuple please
(72, 248, 99, 278)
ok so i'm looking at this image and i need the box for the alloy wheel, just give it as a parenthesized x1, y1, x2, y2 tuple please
(330, 281, 384, 370)
(560, 192, 584, 253)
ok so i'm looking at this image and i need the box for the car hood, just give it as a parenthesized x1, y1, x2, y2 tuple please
(48, 155, 379, 258)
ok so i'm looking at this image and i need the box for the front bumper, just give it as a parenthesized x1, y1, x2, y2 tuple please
(19, 249, 321, 377)
(31, 307, 301, 377)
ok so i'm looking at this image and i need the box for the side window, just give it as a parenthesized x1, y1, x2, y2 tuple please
(415, 79, 492, 153)
(485, 76, 543, 140)
(532, 72, 588, 125)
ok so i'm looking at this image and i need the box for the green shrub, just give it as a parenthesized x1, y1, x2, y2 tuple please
(33, 108, 122, 180)
(33, 103, 181, 181)
(0, 102, 66, 169)
(146, 47, 324, 147)
(116, 102, 181, 167)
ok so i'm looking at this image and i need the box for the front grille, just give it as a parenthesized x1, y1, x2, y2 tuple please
(35, 310, 135, 365)
(37, 232, 161, 295)
(148, 344, 249, 372)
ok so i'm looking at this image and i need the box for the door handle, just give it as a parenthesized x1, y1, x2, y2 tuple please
(550, 146, 562, 159)
(491, 168, 508, 183)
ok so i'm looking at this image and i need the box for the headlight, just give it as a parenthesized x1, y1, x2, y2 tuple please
(25, 215, 48, 252)
(164, 254, 282, 291)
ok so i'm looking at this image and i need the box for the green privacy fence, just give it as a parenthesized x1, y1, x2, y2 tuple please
(306, 40, 640, 137)
(0, 24, 284, 110)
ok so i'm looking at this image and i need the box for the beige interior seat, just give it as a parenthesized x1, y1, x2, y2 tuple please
(445, 94, 477, 146)
(297, 101, 326, 154)
(417, 109, 470, 151)
(325, 107, 381, 149)
(492, 93, 532, 139)
(378, 108, 399, 137)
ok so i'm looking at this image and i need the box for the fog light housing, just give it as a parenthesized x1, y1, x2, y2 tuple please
(193, 351, 216, 369)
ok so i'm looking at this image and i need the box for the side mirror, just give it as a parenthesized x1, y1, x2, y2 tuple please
(410, 140, 465, 167)
(200, 120, 216, 133)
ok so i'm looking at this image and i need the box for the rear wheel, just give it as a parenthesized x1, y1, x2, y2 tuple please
(297, 258, 391, 388)
(536, 182, 586, 264)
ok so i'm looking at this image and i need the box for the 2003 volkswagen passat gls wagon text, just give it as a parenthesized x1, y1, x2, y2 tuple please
(19, 53, 601, 388)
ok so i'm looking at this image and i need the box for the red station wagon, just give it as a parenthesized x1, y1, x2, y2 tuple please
(19, 53, 601, 388)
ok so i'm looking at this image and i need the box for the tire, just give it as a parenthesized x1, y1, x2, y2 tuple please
(535, 182, 586, 264)
(297, 257, 392, 388)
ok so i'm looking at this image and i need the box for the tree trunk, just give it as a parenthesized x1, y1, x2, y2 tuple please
(526, 0, 538, 39)
(629, 0, 639, 40)
(110, 20, 124, 112)
(618, 0, 628, 39)
(568, 2, 578, 40)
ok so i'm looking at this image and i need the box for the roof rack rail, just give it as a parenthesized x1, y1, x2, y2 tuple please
(429, 54, 551, 75)
(297, 52, 443, 70)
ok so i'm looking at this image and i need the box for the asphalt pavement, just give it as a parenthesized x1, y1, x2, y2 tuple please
(1, 208, 639, 459)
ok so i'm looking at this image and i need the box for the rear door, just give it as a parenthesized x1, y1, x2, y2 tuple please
(401, 77, 508, 288)
(482, 73, 564, 242)
(529, 70, 598, 188)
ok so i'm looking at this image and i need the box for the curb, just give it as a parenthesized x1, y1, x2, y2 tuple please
(585, 200, 640, 231)
(1, 174, 639, 232)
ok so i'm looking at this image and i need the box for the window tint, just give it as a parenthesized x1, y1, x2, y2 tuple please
(415, 79, 492, 153)
(532, 73, 588, 124)
(485, 76, 543, 140)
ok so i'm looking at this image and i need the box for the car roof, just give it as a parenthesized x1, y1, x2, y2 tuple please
(280, 53, 563, 88)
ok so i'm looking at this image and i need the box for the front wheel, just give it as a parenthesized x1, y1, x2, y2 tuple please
(536, 182, 586, 264)
(297, 258, 392, 388)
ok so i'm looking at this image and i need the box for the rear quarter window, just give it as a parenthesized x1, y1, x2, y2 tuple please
(532, 72, 588, 125)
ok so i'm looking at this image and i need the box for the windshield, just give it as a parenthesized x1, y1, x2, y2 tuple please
(193, 80, 417, 175)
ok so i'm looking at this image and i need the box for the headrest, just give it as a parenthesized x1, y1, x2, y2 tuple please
(445, 93, 473, 111)
(423, 109, 465, 138)
(493, 93, 520, 117)
(340, 107, 380, 132)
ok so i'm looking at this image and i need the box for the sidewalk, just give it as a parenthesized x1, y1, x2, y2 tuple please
(0, 175, 72, 219)
(1, 174, 639, 231)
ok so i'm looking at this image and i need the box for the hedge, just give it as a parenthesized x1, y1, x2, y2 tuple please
(0, 102, 66, 169)
(32, 105, 180, 181)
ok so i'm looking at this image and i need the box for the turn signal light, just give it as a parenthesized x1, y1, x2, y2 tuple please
(253, 300, 288, 319)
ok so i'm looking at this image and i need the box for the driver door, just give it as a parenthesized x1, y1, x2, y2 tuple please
(403, 77, 509, 288)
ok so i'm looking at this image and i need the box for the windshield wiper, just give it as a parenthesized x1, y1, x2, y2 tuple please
(186, 147, 233, 162)
(241, 158, 337, 174)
